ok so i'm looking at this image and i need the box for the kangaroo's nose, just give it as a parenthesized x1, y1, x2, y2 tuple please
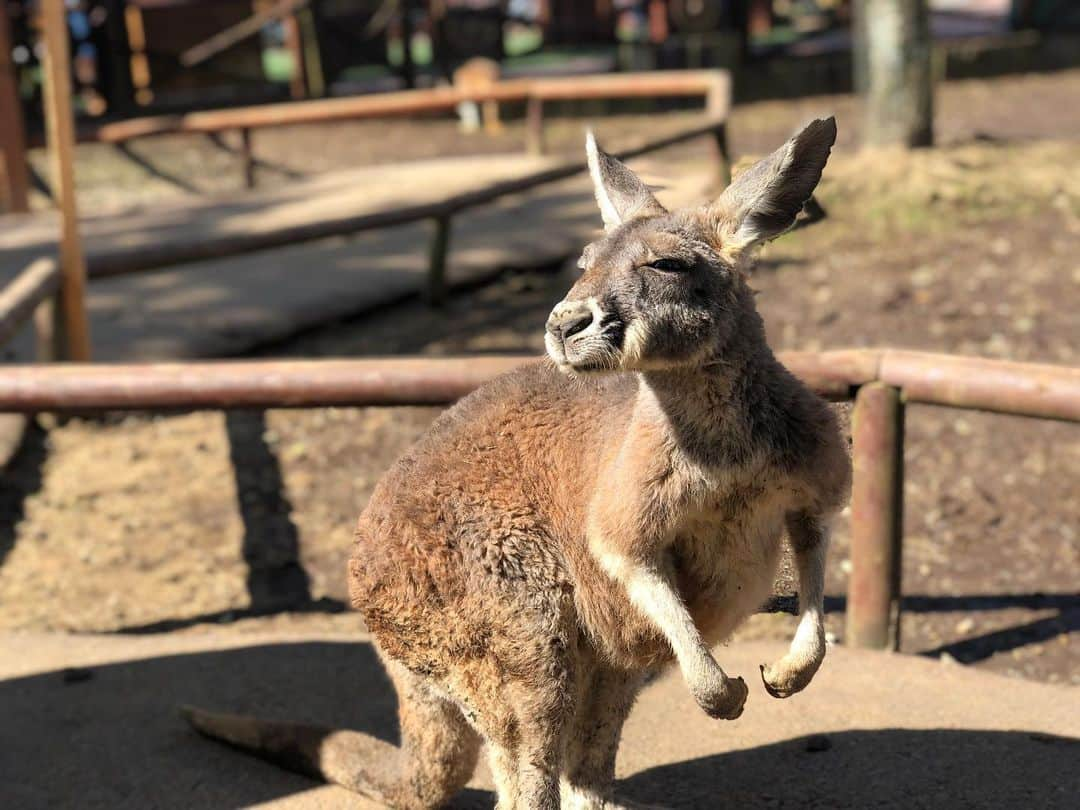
(547, 302, 594, 341)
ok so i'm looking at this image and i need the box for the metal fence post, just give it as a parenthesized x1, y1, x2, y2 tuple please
(847, 381, 905, 650)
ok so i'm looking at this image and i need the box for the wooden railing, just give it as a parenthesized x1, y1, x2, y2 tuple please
(4, 67, 733, 360)
(0, 350, 1075, 649)
(27, 70, 733, 185)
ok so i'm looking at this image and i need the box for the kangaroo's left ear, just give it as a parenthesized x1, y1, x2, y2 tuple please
(586, 131, 668, 231)
(708, 117, 836, 257)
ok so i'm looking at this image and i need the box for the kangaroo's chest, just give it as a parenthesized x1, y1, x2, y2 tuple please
(665, 463, 793, 641)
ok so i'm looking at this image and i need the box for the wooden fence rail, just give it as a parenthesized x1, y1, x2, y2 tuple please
(23, 70, 732, 189)
(81, 117, 730, 282)
(6, 66, 732, 359)
(0, 348, 1075, 651)
(0, 258, 60, 349)
(60, 71, 731, 146)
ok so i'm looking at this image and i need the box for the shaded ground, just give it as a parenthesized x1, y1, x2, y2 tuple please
(2, 633, 1077, 809)
(1, 71, 1077, 687)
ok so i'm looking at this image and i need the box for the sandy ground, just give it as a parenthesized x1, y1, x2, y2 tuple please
(1, 70, 1078, 686)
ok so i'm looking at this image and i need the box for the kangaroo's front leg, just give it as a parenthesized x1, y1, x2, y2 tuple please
(761, 510, 831, 698)
(589, 502, 748, 720)
(597, 548, 748, 719)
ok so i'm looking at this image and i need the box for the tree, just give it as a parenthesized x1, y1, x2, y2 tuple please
(853, 0, 934, 147)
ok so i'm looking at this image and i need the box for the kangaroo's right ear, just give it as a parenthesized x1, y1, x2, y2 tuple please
(586, 131, 667, 231)
(708, 117, 836, 258)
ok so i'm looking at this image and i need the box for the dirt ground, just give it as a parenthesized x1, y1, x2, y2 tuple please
(2, 71, 1078, 686)
(25, 68, 1080, 213)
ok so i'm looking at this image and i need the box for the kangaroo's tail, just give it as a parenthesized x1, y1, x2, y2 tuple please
(181, 666, 480, 809)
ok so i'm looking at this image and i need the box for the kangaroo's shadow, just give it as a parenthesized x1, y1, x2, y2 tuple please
(616, 728, 1079, 809)
(0, 639, 493, 809)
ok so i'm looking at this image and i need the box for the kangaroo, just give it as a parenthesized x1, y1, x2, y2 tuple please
(185, 118, 851, 810)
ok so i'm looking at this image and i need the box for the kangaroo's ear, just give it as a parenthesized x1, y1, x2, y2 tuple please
(709, 117, 836, 256)
(586, 131, 667, 231)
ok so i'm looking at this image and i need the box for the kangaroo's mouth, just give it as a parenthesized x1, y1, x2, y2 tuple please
(545, 306, 625, 374)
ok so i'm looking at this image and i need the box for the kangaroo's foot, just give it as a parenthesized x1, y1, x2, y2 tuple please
(760, 648, 824, 699)
(689, 664, 748, 720)
(562, 785, 671, 810)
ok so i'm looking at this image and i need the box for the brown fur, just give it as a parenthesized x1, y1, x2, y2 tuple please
(187, 119, 851, 810)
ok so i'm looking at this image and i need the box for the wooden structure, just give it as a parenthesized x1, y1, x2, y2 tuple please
(0, 0, 30, 213)
(2, 68, 729, 357)
(0, 348, 1074, 652)
(40, 0, 92, 361)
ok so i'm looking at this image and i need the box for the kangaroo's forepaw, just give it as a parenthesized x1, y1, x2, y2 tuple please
(692, 671, 748, 720)
(759, 652, 823, 699)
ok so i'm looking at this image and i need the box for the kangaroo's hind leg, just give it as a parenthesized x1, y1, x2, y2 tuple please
(184, 649, 481, 810)
(561, 664, 666, 810)
(382, 657, 484, 809)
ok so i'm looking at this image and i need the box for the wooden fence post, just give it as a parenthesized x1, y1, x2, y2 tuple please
(282, 12, 307, 99)
(0, 0, 30, 212)
(705, 73, 732, 187)
(525, 95, 545, 156)
(240, 127, 256, 188)
(847, 381, 905, 649)
(710, 122, 732, 188)
(425, 214, 451, 306)
(41, 0, 92, 360)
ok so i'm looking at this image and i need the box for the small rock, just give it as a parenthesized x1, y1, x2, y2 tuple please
(955, 617, 976, 635)
(283, 441, 308, 462)
(990, 238, 1012, 257)
(911, 267, 935, 287)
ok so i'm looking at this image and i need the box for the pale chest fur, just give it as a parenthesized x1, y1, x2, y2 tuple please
(660, 454, 794, 643)
(578, 436, 796, 667)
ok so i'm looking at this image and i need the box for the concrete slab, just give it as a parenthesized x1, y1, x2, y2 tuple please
(1, 630, 1076, 808)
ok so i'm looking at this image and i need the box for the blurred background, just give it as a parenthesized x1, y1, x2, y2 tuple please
(0, 0, 1077, 712)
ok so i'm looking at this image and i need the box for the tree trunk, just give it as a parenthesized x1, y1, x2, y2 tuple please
(854, 0, 934, 148)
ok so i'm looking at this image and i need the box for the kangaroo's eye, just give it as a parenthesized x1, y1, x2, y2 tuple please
(648, 258, 688, 273)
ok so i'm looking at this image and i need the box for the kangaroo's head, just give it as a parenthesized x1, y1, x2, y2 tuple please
(545, 118, 836, 374)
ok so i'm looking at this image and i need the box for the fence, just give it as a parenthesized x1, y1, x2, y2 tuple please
(0, 349, 1075, 649)
(3, 59, 732, 357)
